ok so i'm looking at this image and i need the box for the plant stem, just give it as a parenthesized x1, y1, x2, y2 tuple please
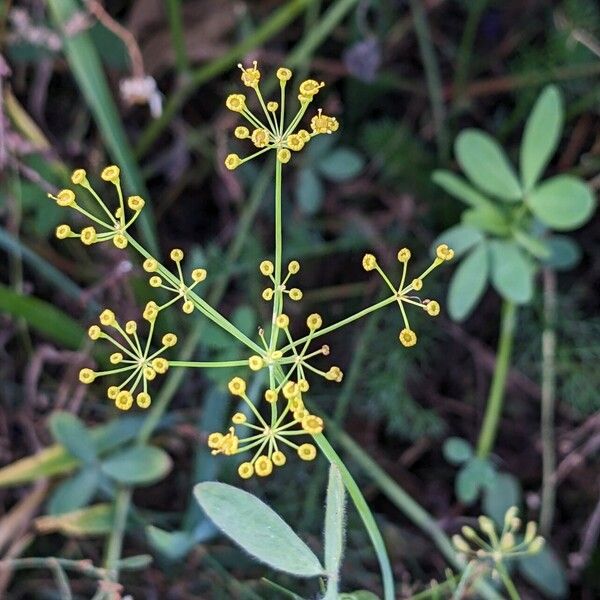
(103, 487, 132, 581)
(496, 561, 520, 600)
(165, 0, 189, 74)
(476, 301, 517, 458)
(540, 268, 557, 536)
(315, 434, 395, 600)
(408, 0, 449, 161)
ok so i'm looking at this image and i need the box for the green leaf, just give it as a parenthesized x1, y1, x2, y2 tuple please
(443, 437, 473, 465)
(433, 225, 483, 260)
(513, 230, 551, 259)
(518, 546, 568, 598)
(462, 206, 511, 236)
(194, 482, 324, 577)
(36, 503, 113, 537)
(47, 468, 99, 516)
(520, 86, 564, 191)
(543, 235, 582, 271)
(527, 175, 595, 231)
(324, 465, 346, 579)
(0, 284, 85, 349)
(317, 148, 364, 182)
(49, 412, 97, 464)
(482, 472, 522, 525)
(101, 445, 172, 486)
(490, 240, 534, 304)
(456, 458, 495, 504)
(432, 170, 497, 210)
(448, 242, 489, 321)
(116, 555, 153, 570)
(297, 168, 324, 215)
(456, 130, 522, 201)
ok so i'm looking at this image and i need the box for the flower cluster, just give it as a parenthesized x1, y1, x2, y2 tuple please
(452, 507, 545, 565)
(79, 309, 177, 410)
(207, 376, 323, 479)
(224, 61, 338, 169)
(51, 166, 145, 249)
(362, 244, 454, 347)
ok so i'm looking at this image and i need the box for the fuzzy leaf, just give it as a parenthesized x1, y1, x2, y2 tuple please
(317, 148, 364, 182)
(324, 465, 346, 578)
(543, 236, 582, 271)
(456, 458, 495, 505)
(47, 468, 99, 515)
(49, 412, 97, 464)
(490, 240, 534, 304)
(518, 546, 568, 598)
(483, 472, 522, 525)
(297, 168, 324, 215)
(443, 437, 473, 465)
(520, 86, 563, 191)
(194, 482, 324, 577)
(448, 242, 489, 321)
(456, 130, 522, 201)
(527, 175, 595, 231)
(100, 445, 172, 486)
(432, 170, 496, 210)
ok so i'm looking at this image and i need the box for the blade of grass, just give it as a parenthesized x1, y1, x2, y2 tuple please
(135, 0, 316, 158)
(47, 0, 159, 257)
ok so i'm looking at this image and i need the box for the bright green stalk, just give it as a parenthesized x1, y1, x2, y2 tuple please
(476, 301, 517, 458)
(496, 561, 520, 600)
(315, 434, 395, 600)
(103, 487, 132, 581)
(166, 0, 189, 74)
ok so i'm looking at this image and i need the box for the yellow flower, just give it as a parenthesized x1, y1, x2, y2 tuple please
(238, 462, 254, 479)
(55, 224, 72, 239)
(298, 443, 317, 461)
(310, 109, 338, 134)
(288, 260, 300, 274)
(226, 94, 246, 112)
(232, 412, 247, 424)
(152, 357, 169, 374)
(277, 148, 291, 164)
(149, 275, 162, 288)
(251, 128, 270, 148)
(260, 260, 274, 275)
(143, 301, 159, 322)
(170, 248, 184, 262)
(79, 368, 96, 384)
(143, 258, 158, 272)
(436, 244, 455, 261)
(289, 288, 303, 301)
(272, 451, 286, 466)
(80, 226, 97, 245)
(88, 325, 101, 340)
(137, 393, 151, 408)
(397, 248, 411, 263)
(228, 377, 246, 396)
(55, 189, 76, 207)
(113, 234, 128, 249)
(208, 432, 224, 449)
(71, 169, 87, 185)
(362, 253, 377, 271)
(225, 153, 242, 170)
(306, 313, 322, 331)
(275, 314, 290, 329)
(297, 130, 310, 142)
(248, 355, 264, 371)
(426, 301, 440, 316)
(99, 309, 116, 326)
(411, 278, 423, 291)
(101, 165, 120, 183)
(299, 79, 324, 97)
(302, 414, 324, 434)
(399, 328, 417, 347)
(264, 389, 278, 403)
(110, 352, 123, 365)
(191, 268, 207, 282)
(125, 321, 137, 334)
(255, 455, 273, 477)
(262, 288, 274, 301)
(127, 195, 145, 211)
(162, 333, 178, 347)
(234, 126, 249, 139)
(267, 101, 278, 112)
(238, 61, 261, 87)
(325, 366, 343, 382)
(286, 134, 304, 151)
(116, 390, 134, 410)
(276, 67, 292, 82)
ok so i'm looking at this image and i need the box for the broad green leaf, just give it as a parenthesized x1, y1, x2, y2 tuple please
(317, 148, 364, 182)
(47, 468, 99, 516)
(518, 546, 568, 598)
(101, 446, 172, 486)
(194, 482, 324, 577)
(432, 170, 496, 210)
(456, 458, 495, 504)
(513, 230, 551, 259)
(36, 503, 113, 537)
(49, 412, 97, 464)
(146, 526, 194, 561)
(456, 130, 522, 201)
(324, 465, 346, 578)
(297, 168, 324, 215)
(433, 225, 483, 260)
(0, 284, 85, 349)
(443, 437, 473, 465)
(482, 473, 522, 525)
(527, 175, 595, 231)
(543, 236, 582, 271)
(462, 206, 511, 236)
(520, 86, 564, 191)
(0, 416, 144, 488)
(490, 240, 534, 304)
(448, 242, 489, 321)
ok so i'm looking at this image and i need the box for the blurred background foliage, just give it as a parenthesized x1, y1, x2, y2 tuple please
(0, 0, 599, 598)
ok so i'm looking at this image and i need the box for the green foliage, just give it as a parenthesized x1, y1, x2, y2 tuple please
(442, 437, 473, 465)
(434, 85, 596, 321)
(100, 445, 172, 486)
(36, 504, 114, 537)
(519, 546, 569, 599)
(324, 465, 346, 596)
(194, 481, 325, 578)
(49, 412, 97, 465)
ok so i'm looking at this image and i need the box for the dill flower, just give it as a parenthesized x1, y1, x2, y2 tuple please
(50, 166, 146, 249)
(79, 310, 177, 410)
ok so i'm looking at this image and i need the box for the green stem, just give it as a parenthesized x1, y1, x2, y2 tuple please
(496, 561, 520, 600)
(103, 487, 132, 581)
(315, 434, 395, 600)
(408, 0, 448, 161)
(476, 301, 517, 458)
(540, 268, 557, 536)
(268, 158, 283, 356)
(166, 0, 189, 74)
